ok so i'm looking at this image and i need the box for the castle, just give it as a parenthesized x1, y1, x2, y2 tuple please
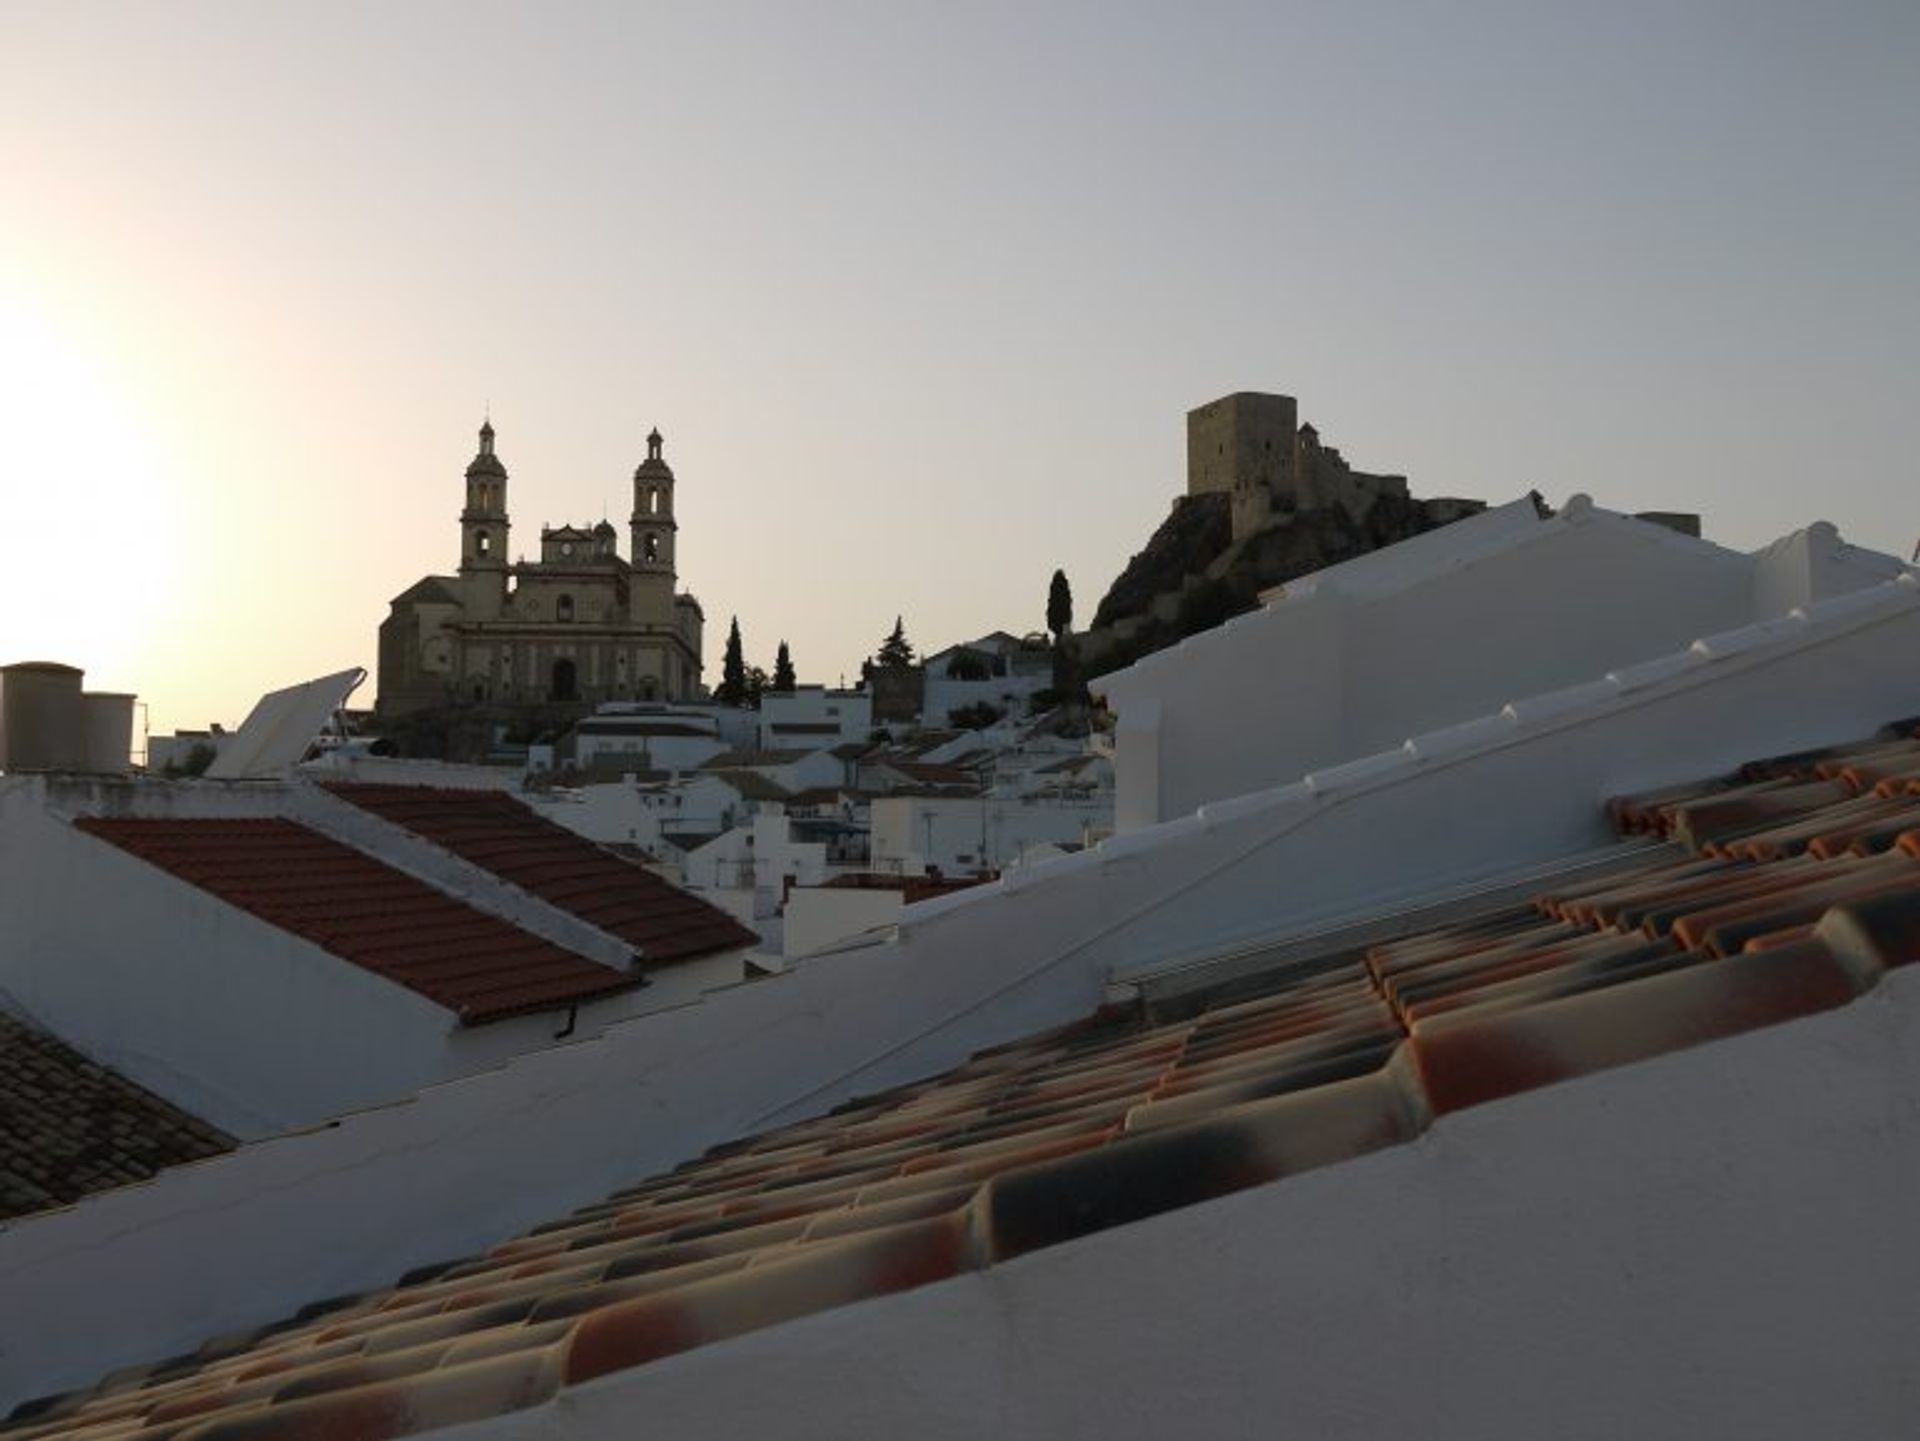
(377, 421, 705, 717)
(1077, 390, 1486, 677)
(1187, 390, 1422, 539)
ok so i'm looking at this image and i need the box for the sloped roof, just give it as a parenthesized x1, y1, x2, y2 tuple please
(322, 785, 756, 964)
(881, 761, 982, 789)
(697, 769, 792, 803)
(20, 723, 1920, 1439)
(0, 1011, 234, 1221)
(72, 818, 641, 1024)
(700, 749, 813, 768)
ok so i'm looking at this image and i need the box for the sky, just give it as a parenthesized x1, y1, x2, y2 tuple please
(1, 2, 1915, 737)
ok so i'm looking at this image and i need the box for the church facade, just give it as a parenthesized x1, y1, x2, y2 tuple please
(377, 422, 705, 717)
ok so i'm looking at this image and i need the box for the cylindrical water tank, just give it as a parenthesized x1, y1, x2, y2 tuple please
(0, 662, 87, 772)
(81, 691, 137, 774)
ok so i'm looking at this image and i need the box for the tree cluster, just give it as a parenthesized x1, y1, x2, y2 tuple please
(716, 617, 797, 708)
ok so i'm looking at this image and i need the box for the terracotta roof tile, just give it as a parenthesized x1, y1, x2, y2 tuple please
(23, 721, 1920, 1439)
(0, 1012, 234, 1221)
(321, 785, 755, 964)
(73, 819, 640, 1024)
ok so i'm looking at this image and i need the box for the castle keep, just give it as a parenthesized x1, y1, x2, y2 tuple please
(1186, 391, 1414, 540)
(377, 422, 705, 717)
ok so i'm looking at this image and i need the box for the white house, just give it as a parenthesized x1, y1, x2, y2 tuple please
(702, 746, 848, 796)
(922, 630, 1055, 727)
(756, 685, 872, 751)
(0, 771, 753, 1139)
(566, 705, 730, 774)
(869, 791, 1111, 877)
(1093, 496, 1911, 831)
(525, 771, 749, 851)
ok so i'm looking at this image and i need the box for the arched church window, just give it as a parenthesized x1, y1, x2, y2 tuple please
(557, 594, 575, 623)
(550, 658, 578, 702)
(477, 532, 491, 558)
(643, 534, 660, 562)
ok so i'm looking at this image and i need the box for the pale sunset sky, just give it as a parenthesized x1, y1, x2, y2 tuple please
(1, 2, 1914, 736)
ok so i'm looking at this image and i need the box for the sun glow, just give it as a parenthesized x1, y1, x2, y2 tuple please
(0, 286, 181, 688)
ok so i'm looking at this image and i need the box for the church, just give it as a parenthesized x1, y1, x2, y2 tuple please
(376, 421, 706, 717)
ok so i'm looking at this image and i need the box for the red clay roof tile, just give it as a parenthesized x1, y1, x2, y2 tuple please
(321, 785, 755, 964)
(73, 818, 639, 1025)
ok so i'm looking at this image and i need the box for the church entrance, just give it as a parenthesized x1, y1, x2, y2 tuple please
(550, 658, 578, 702)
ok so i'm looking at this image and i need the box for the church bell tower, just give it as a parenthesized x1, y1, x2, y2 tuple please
(459, 419, 511, 619)
(629, 427, 677, 623)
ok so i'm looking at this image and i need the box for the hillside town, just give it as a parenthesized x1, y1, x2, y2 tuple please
(5, 385, 1920, 1439)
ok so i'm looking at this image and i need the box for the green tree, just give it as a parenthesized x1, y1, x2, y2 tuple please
(718, 616, 747, 705)
(745, 665, 770, 709)
(772, 640, 796, 692)
(876, 615, 915, 669)
(1047, 568, 1073, 639)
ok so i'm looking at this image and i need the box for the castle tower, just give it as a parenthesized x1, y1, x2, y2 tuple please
(629, 427, 677, 624)
(1186, 392, 1302, 541)
(459, 419, 510, 619)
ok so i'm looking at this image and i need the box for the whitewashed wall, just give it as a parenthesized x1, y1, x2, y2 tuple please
(1096, 499, 1908, 830)
(757, 688, 871, 751)
(528, 773, 741, 848)
(574, 730, 727, 773)
(7, 576, 1920, 1409)
(783, 887, 902, 958)
(0, 777, 730, 1139)
(869, 795, 1110, 875)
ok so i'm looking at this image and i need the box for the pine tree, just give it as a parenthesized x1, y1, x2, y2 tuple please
(773, 640, 796, 692)
(876, 615, 915, 669)
(1047, 569, 1073, 639)
(718, 616, 747, 705)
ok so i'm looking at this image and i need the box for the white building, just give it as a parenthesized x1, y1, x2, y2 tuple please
(869, 791, 1110, 877)
(566, 705, 730, 774)
(0, 770, 754, 1139)
(524, 771, 748, 851)
(922, 630, 1054, 727)
(756, 685, 872, 751)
